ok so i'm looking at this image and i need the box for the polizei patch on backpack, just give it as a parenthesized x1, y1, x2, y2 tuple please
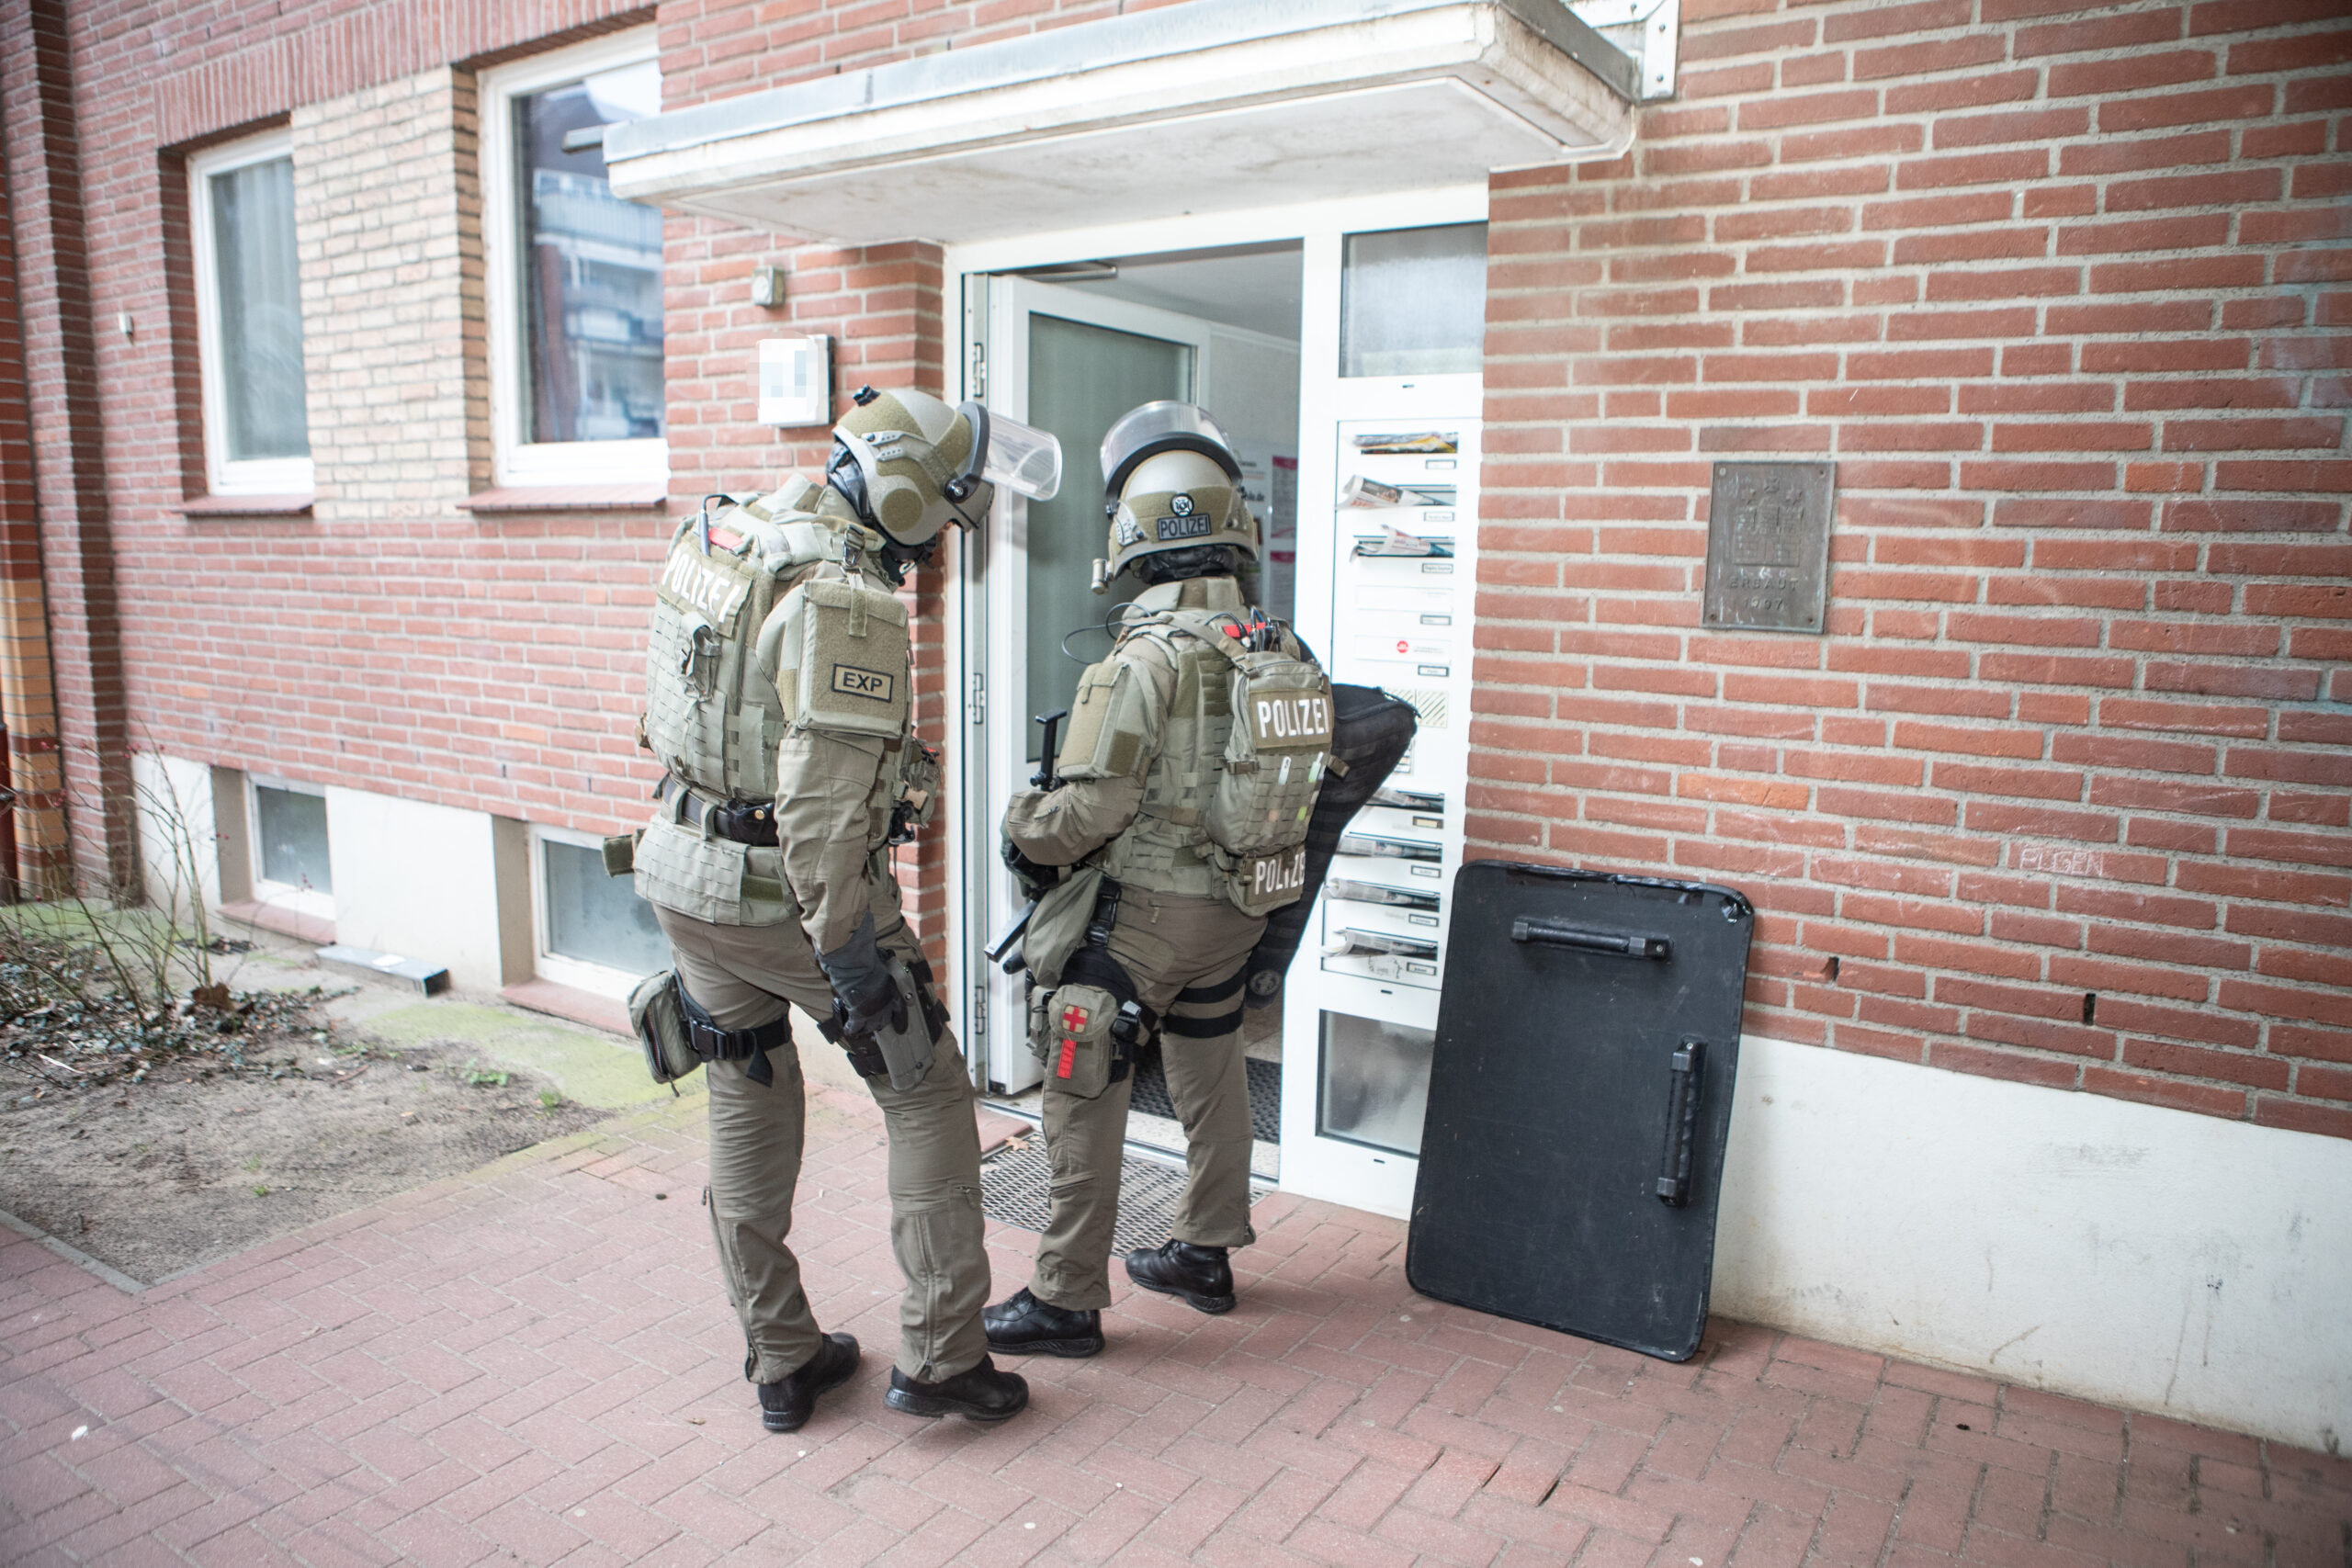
(830, 663, 895, 703)
(1246, 846, 1309, 903)
(1156, 513, 1213, 541)
(656, 537, 753, 635)
(1248, 692, 1333, 747)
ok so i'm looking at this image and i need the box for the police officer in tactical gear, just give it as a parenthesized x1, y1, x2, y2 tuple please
(631, 387, 1058, 1427)
(983, 402, 1332, 1358)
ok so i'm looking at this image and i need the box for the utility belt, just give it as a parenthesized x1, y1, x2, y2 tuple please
(657, 773, 778, 847)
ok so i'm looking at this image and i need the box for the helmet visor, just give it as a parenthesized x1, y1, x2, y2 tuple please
(978, 410, 1061, 500)
(1099, 401, 1240, 497)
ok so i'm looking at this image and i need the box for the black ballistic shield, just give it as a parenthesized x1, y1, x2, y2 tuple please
(1406, 861, 1753, 1361)
(1240, 683, 1418, 1007)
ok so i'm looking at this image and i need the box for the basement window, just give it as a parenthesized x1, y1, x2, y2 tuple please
(249, 777, 333, 919)
(481, 30, 667, 489)
(189, 130, 312, 497)
(531, 826, 668, 995)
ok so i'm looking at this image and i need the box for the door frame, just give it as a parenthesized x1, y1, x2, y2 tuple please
(971, 276, 1222, 1093)
(939, 183, 1490, 1204)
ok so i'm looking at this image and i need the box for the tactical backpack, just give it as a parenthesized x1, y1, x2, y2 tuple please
(1150, 608, 1334, 915)
(643, 500, 833, 802)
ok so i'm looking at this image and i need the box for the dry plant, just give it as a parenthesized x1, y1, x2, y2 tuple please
(0, 759, 341, 1092)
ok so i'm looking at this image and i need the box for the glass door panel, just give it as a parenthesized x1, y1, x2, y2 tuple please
(1023, 313, 1191, 757)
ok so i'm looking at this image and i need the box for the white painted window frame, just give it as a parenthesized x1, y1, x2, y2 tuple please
(245, 773, 334, 921)
(188, 129, 314, 498)
(528, 822, 657, 998)
(479, 28, 668, 490)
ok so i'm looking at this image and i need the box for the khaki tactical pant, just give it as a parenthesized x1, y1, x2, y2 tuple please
(1033, 887, 1263, 1311)
(652, 903, 991, 1385)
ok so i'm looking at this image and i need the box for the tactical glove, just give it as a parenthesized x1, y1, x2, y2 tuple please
(1001, 835, 1059, 903)
(817, 914, 907, 1041)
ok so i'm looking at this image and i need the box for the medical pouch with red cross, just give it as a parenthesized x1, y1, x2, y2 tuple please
(1030, 981, 1122, 1100)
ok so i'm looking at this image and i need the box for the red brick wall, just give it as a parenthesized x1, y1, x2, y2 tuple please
(1476, 0, 2352, 1138)
(14, 0, 998, 949)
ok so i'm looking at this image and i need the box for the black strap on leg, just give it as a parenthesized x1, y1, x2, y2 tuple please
(1161, 1006, 1244, 1039)
(675, 981, 791, 1088)
(1173, 970, 1248, 1006)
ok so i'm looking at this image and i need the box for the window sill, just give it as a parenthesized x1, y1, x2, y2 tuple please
(181, 492, 314, 517)
(220, 898, 335, 946)
(501, 977, 631, 1036)
(462, 483, 669, 513)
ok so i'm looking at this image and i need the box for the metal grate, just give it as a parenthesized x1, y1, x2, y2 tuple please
(979, 1136, 1266, 1257)
(1129, 1055, 1282, 1143)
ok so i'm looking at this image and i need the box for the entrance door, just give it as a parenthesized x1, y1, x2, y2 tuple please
(967, 276, 1300, 1092)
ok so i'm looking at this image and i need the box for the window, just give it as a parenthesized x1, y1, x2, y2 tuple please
(481, 32, 666, 487)
(249, 778, 333, 918)
(189, 130, 311, 495)
(1339, 223, 1488, 378)
(531, 826, 668, 994)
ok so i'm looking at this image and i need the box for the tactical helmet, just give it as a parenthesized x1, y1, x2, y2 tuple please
(1098, 401, 1258, 583)
(827, 387, 1061, 547)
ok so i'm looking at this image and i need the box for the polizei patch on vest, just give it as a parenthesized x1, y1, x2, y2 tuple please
(1247, 846, 1308, 901)
(1249, 692, 1333, 746)
(830, 663, 895, 703)
(656, 538, 753, 634)
(1155, 513, 1213, 541)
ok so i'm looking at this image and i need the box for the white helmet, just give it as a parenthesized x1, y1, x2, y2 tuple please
(1098, 401, 1258, 581)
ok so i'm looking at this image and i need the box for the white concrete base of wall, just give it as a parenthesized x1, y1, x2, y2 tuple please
(1713, 1034, 2351, 1454)
(321, 784, 507, 994)
(130, 752, 222, 917)
(130, 756, 517, 996)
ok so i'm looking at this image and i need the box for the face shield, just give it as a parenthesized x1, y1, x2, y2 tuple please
(936, 402, 1061, 535)
(970, 406, 1061, 502)
(1099, 401, 1241, 500)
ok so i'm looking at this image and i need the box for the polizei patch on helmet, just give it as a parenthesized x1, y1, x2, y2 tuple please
(830, 663, 895, 703)
(1156, 513, 1213, 541)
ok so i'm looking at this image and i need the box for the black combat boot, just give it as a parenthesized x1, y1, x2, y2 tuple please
(983, 1287, 1105, 1359)
(1124, 1239, 1237, 1314)
(756, 1331, 859, 1433)
(885, 1356, 1028, 1422)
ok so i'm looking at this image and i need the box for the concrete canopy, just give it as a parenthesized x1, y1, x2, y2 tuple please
(603, 0, 1638, 245)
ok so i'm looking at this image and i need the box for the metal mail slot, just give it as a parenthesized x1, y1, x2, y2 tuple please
(1370, 786, 1445, 814)
(1329, 878, 1440, 912)
(1333, 928, 1439, 961)
(1339, 832, 1442, 863)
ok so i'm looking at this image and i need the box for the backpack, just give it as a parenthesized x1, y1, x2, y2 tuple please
(1159, 608, 1335, 913)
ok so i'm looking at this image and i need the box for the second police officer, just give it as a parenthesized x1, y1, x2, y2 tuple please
(984, 402, 1334, 1357)
(628, 388, 1060, 1429)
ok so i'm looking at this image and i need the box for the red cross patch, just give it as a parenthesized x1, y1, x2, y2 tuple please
(1060, 1003, 1091, 1032)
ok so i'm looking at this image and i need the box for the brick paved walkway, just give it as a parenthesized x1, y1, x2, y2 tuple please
(4, 1083, 2346, 1567)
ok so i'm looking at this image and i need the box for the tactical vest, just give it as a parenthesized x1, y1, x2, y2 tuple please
(635, 480, 936, 926)
(1091, 596, 1331, 915)
(643, 489, 839, 802)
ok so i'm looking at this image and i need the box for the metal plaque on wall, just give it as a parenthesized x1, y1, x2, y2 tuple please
(1702, 460, 1836, 633)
